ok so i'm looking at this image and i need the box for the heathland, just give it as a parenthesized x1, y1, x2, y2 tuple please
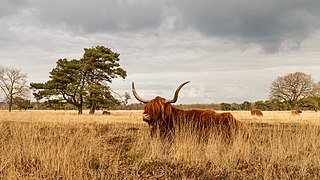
(0, 110, 320, 179)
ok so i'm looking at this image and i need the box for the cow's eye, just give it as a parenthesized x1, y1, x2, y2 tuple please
(143, 113, 151, 122)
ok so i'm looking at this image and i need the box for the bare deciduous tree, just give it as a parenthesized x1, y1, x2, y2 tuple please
(311, 82, 320, 97)
(270, 72, 314, 108)
(0, 67, 29, 112)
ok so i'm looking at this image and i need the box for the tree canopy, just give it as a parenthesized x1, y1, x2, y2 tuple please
(30, 46, 127, 114)
(269, 72, 315, 109)
(0, 67, 29, 112)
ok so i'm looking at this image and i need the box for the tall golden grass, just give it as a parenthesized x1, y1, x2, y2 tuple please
(0, 110, 320, 179)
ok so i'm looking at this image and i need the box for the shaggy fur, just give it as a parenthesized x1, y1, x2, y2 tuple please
(251, 109, 263, 116)
(291, 109, 302, 115)
(143, 96, 241, 142)
(102, 111, 111, 115)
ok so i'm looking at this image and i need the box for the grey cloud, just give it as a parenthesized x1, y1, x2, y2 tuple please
(0, 0, 29, 18)
(33, 0, 164, 33)
(6, 0, 319, 53)
(169, 0, 320, 52)
(0, 23, 14, 43)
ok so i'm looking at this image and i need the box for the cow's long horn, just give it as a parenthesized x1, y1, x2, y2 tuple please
(132, 82, 150, 103)
(165, 81, 190, 104)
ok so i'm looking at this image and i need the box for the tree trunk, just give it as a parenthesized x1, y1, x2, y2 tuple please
(9, 99, 12, 112)
(89, 103, 96, 114)
(78, 106, 83, 114)
(36, 100, 39, 109)
(9, 94, 13, 112)
(78, 94, 83, 115)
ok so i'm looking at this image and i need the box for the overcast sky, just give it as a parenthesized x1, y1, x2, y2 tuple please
(1, 0, 320, 104)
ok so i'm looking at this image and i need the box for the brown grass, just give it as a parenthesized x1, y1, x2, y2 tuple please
(0, 110, 320, 179)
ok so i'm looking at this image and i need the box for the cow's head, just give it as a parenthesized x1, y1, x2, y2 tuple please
(132, 81, 190, 126)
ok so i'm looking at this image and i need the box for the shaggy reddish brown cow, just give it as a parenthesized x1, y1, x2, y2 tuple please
(251, 109, 263, 116)
(132, 81, 241, 142)
(102, 111, 111, 115)
(291, 109, 302, 115)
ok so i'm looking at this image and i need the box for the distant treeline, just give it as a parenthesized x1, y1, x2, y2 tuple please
(1, 97, 319, 112)
(111, 97, 319, 111)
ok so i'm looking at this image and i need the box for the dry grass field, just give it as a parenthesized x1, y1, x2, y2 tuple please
(1, 110, 320, 179)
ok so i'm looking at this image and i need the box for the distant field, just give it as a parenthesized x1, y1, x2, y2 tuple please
(0, 110, 320, 179)
(1, 109, 319, 124)
(0, 110, 144, 124)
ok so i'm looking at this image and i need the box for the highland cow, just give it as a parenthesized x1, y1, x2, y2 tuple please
(291, 109, 302, 115)
(251, 109, 263, 116)
(102, 111, 111, 115)
(132, 81, 241, 142)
